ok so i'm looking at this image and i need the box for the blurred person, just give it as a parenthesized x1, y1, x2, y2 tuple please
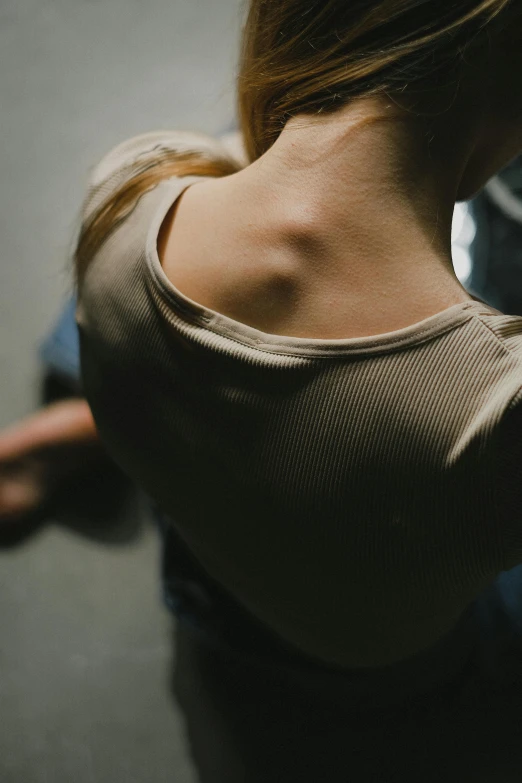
(3, 1, 522, 780)
(468, 154, 522, 313)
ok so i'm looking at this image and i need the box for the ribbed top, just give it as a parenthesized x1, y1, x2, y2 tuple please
(76, 130, 522, 703)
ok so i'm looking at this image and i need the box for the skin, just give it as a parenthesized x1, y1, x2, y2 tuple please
(2, 17, 522, 520)
(163, 24, 522, 338)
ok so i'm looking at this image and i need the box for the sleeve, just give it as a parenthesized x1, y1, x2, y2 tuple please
(79, 129, 247, 225)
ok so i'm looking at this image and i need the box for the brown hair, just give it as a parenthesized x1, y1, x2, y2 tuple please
(74, 0, 513, 287)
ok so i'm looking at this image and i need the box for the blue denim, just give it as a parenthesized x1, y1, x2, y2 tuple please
(36, 147, 522, 703)
(39, 295, 82, 391)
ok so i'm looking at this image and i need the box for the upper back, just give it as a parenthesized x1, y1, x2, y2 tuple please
(76, 128, 522, 678)
(158, 171, 476, 341)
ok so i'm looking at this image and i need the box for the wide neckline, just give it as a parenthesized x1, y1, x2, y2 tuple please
(145, 176, 496, 358)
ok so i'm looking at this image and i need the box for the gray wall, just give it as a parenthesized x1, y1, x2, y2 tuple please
(0, 0, 242, 424)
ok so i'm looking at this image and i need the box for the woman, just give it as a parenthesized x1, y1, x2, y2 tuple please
(3, 1, 522, 780)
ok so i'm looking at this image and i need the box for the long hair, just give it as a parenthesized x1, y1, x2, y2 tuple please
(74, 0, 513, 286)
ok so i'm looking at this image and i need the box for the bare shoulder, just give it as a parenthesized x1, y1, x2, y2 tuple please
(157, 176, 475, 339)
(157, 176, 297, 328)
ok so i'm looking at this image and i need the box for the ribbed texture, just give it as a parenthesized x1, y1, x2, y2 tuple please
(76, 131, 522, 684)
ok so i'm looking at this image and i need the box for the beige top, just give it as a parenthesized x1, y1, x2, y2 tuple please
(76, 130, 522, 706)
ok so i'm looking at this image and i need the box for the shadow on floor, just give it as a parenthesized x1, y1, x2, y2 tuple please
(0, 462, 144, 549)
(0, 372, 145, 549)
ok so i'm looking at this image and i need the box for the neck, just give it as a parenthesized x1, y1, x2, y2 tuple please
(228, 96, 477, 287)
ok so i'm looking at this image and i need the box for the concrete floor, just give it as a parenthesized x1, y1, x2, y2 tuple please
(0, 1, 241, 780)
